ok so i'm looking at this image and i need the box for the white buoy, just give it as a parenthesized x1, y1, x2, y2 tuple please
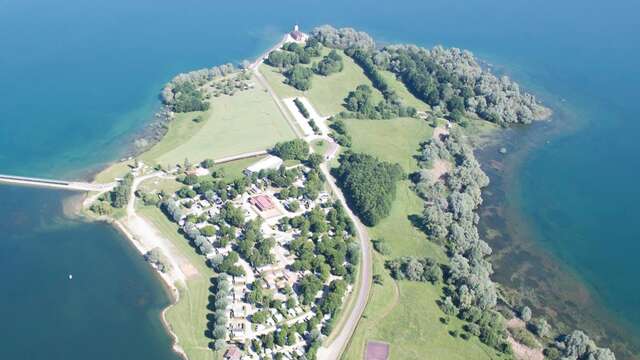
(68, 274, 73, 280)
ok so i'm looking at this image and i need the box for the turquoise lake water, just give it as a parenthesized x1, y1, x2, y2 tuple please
(0, 0, 638, 358)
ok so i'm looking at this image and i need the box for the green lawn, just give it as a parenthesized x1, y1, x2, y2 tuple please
(217, 155, 265, 181)
(259, 48, 383, 117)
(341, 118, 503, 359)
(140, 80, 295, 168)
(311, 139, 328, 155)
(138, 177, 183, 194)
(343, 117, 431, 172)
(137, 206, 219, 360)
(93, 160, 134, 183)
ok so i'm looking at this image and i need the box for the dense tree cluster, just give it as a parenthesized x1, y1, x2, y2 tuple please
(385, 256, 443, 284)
(284, 64, 313, 91)
(546, 331, 616, 360)
(267, 41, 320, 68)
(378, 44, 549, 124)
(237, 219, 275, 267)
(343, 48, 417, 119)
(161, 64, 235, 113)
(161, 199, 183, 222)
(311, 25, 375, 51)
(144, 247, 171, 273)
(334, 152, 403, 226)
(313, 50, 344, 76)
(341, 84, 416, 120)
(285, 202, 359, 286)
(271, 139, 309, 161)
(110, 173, 134, 208)
(416, 130, 495, 311)
(170, 81, 210, 113)
(328, 118, 352, 147)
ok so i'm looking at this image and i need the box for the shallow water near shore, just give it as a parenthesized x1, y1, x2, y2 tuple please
(1, 0, 639, 358)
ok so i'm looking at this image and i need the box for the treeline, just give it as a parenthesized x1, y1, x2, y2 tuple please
(161, 64, 236, 113)
(207, 275, 231, 351)
(413, 129, 509, 352)
(333, 152, 403, 226)
(293, 98, 310, 118)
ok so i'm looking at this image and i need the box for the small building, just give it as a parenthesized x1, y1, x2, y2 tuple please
(290, 24, 306, 42)
(244, 155, 283, 176)
(249, 194, 275, 212)
(224, 345, 242, 360)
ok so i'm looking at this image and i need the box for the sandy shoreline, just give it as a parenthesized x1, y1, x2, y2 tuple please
(110, 218, 188, 360)
(74, 181, 190, 360)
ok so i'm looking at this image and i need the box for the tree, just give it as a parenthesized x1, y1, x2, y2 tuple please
(251, 310, 270, 324)
(334, 152, 403, 226)
(271, 139, 309, 161)
(313, 49, 344, 76)
(201, 158, 215, 168)
(530, 317, 551, 338)
(519, 305, 532, 322)
(307, 153, 324, 169)
(372, 238, 391, 255)
(373, 274, 384, 285)
(110, 173, 133, 208)
(284, 65, 313, 90)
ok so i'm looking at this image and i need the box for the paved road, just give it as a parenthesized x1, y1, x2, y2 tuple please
(0, 174, 116, 192)
(316, 163, 372, 360)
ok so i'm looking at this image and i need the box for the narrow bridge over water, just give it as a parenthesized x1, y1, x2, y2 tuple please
(0, 174, 116, 192)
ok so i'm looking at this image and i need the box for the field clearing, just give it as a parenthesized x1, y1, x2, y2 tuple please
(138, 177, 182, 194)
(137, 206, 219, 360)
(341, 117, 502, 359)
(140, 80, 295, 168)
(343, 117, 432, 173)
(259, 48, 383, 117)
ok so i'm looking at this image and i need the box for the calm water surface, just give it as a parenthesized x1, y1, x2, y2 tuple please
(0, 0, 638, 357)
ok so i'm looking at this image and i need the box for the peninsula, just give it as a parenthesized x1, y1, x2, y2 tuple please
(78, 24, 615, 360)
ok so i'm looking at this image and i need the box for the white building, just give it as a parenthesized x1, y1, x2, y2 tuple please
(244, 155, 283, 176)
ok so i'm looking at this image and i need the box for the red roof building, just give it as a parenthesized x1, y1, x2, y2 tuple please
(290, 24, 304, 41)
(224, 345, 241, 360)
(250, 195, 275, 211)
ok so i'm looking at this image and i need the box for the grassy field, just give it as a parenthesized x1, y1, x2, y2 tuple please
(341, 117, 504, 360)
(311, 139, 328, 155)
(93, 159, 134, 183)
(138, 177, 183, 194)
(259, 48, 383, 117)
(137, 206, 220, 360)
(139, 79, 295, 168)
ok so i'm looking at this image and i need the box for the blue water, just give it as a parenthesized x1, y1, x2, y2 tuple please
(0, 0, 638, 357)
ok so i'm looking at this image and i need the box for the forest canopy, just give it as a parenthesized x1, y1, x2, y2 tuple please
(333, 152, 403, 226)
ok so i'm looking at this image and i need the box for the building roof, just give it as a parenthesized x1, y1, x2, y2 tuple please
(224, 345, 242, 360)
(245, 155, 283, 174)
(250, 194, 275, 211)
